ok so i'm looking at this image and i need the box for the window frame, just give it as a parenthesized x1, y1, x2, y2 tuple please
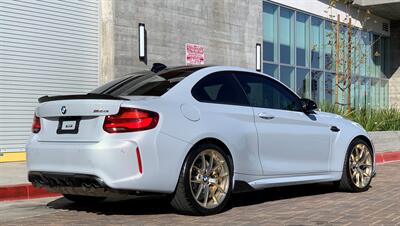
(191, 71, 251, 107)
(234, 71, 303, 112)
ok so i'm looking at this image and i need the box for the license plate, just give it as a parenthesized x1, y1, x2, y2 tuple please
(57, 117, 81, 134)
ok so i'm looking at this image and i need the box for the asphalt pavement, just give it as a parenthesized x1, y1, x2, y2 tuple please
(1, 161, 399, 225)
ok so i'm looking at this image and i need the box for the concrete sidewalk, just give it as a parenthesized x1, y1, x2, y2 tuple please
(0, 162, 28, 186)
(0, 162, 59, 201)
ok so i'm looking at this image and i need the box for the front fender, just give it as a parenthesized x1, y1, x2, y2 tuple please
(329, 119, 375, 176)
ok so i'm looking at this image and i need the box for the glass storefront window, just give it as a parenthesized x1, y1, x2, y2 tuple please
(380, 79, 386, 108)
(262, 2, 389, 109)
(311, 17, 324, 69)
(370, 78, 380, 108)
(337, 76, 348, 107)
(360, 31, 370, 77)
(311, 71, 324, 104)
(279, 7, 295, 65)
(351, 29, 360, 76)
(383, 37, 390, 78)
(325, 21, 335, 71)
(325, 72, 335, 105)
(365, 78, 371, 109)
(351, 76, 360, 109)
(264, 63, 279, 79)
(296, 68, 310, 98)
(263, 2, 278, 62)
(372, 35, 381, 78)
(280, 66, 295, 90)
(296, 12, 309, 67)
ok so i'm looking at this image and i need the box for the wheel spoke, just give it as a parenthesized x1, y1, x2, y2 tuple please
(212, 160, 224, 172)
(359, 147, 365, 161)
(350, 154, 355, 162)
(216, 185, 226, 194)
(355, 172, 360, 186)
(207, 154, 214, 173)
(360, 172, 365, 185)
(191, 179, 203, 184)
(359, 149, 368, 164)
(192, 165, 201, 172)
(351, 170, 357, 179)
(209, 186, 218, 204)
(195, 184, 204, 200)
(201, 154, 206, 171)
(212, 195, 218, 204)
(354, 148, 360, 161)
(203, 185, 210, 207)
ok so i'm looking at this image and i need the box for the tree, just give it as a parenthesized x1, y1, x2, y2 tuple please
(325, 0, 382, 113)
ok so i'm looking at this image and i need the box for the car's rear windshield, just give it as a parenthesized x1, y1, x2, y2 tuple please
(91, 67, 205, 96)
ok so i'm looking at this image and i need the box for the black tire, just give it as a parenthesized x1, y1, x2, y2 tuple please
(170, 143, 233, 215)
(337, 138, 374, 192)
(63, 194, 106, 203)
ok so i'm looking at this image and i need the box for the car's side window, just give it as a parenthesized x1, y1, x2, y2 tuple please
(235, 72, 302, 111)
(191, 71, 250, 106)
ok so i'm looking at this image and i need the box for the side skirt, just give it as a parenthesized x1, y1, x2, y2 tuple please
(235, 172, 342, 190)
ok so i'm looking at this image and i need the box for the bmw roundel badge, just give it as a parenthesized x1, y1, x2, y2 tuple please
(61, 106, 67, 115)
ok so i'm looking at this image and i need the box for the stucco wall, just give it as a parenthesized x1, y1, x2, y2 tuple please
(100, 0, 262, 81)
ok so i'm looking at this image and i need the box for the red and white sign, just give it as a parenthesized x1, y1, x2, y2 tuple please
(185, 43, 205, 65)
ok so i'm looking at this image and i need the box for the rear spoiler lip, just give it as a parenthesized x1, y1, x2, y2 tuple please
(38, 93, 128, 103)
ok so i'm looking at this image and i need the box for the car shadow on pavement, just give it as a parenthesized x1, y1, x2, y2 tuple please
(47, 182, 338, 215)
(226, 182, 337, 210)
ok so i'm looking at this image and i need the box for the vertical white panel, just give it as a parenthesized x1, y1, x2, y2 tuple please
(0, 0, 99, 151)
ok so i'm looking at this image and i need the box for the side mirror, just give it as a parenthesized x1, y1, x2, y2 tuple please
(300, 98, 318, 114)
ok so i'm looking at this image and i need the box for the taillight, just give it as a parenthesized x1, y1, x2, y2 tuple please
(103, 107, 159, 133)
(32, 114, 41, 133)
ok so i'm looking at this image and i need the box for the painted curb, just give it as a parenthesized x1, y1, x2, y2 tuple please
(0, 151, 26, 163)
(0, 151, 399, 202)
(375, 151, 400, 164)
(0, 184, 60, 201)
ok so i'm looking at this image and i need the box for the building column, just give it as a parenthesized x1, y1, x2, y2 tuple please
(100, 0, 115, 85)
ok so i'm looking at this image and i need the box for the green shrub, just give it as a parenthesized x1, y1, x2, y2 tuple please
(320, 104, 400, 131)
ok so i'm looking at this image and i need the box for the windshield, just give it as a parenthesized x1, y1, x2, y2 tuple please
(91, 67, 206, 96)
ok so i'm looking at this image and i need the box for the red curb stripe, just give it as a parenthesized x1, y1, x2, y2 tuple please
(0, 184, 60, 202)
(375, 151, 400, 164)
(0, 151, 399, 202)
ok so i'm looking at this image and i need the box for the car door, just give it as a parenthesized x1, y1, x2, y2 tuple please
(190, 71, 263, 175)
(234, 72, 332, 176)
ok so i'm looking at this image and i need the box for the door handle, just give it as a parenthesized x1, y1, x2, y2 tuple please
(258, 112, 275, 120)
(330, 126, 340, 132)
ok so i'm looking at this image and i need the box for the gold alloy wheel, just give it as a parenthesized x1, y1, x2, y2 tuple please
(349, 144, 373, 188)
(189, 149, 230, 209)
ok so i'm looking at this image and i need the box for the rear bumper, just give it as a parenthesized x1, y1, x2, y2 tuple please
(28, 171, 158, 197)
(26, 132, 190, 194)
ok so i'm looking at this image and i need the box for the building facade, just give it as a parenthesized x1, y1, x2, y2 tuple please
(102, 0, 396, 110)
(0, 0, 399, 154)
(262, 0, 391, 109)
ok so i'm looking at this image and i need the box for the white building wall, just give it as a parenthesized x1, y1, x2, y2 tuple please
(0, 0, 100, 152)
